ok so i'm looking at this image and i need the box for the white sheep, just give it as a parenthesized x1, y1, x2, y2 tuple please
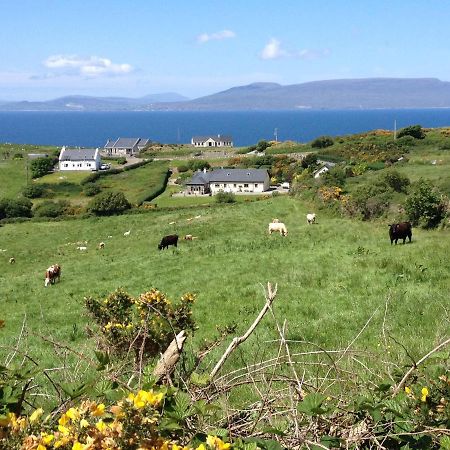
(98, 242, 105, 249)
(77, 246, 87, 251)
(268, 222, 288, 236)
(306, 213, 316, 224)
(123, 230, 131, 236)
(9, 257, 15, 264)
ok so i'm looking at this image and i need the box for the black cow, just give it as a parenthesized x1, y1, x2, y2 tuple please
(158, 234, 179, 250)
(388, 222, 412, 245)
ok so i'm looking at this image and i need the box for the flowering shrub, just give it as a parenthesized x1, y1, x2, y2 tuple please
(0, 388, 231, 450)
(85, 288, 196, 360)
(318, 186, 343, 202)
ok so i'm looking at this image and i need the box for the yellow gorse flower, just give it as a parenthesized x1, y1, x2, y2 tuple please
(404, 386, 412, 395)
(41, 433, 54, 445)
(128, 389, 164, 409)
(30, 408, 44, 423)
(206, 436, 231, 450)
(91, 403, 106, 417)
(421, 387, 429, 402)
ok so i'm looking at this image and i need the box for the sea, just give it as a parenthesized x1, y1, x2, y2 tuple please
(1, 109, 450, 148)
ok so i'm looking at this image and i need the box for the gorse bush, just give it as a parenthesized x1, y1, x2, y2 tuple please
(83, 183, 101, 197)
(33, 200, 69, 218)
(397, 124, 426, 140)
(215, 191, 236, 203)
(30, 157, 56, 179)
(22, 184, 45, 199)
(85, 288, 196, 360)
(382, 169, 410, 193)
(0, 198, 33, 220)
(311, 135, 334, 148)
(87, 191, 131, 216)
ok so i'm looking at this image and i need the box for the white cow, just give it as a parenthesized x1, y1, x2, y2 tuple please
(268, 222, 288, 236)
(306, 213, 316, 224)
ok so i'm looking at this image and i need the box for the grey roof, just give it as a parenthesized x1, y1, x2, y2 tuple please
(104, 139, 115, 148)
(185, 172, 211, 185)
(60, 148, 97, 161)
(192, 135, 232, 143)
(137, 139, 150, 148)
(104, 138, 149, 149)
(209, 168, 268, 183)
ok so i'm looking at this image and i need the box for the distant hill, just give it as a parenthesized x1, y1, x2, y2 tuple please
(3, 78, 450, 111)
(0, 93, 189, 111)
(156, 78, 450, 110)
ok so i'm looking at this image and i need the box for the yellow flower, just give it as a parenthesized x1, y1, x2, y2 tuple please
(58, 424, 70, 435)
(30, 407, 44, 423)
(421, 387, 429, 402)
(37, 445, 47, 450)
(96, 419, 107, 432)
(41, 433, 54, 445)
(91, 403, 106, 416)
(59, 413, 70, 426)
(404, 386, 412, 395)
(196, 445, 206, 450)
(80, 418, 90, 428)
(206, 436, 231, 450)
(66, 407, 80, 420)
(72, 442, 85, 450)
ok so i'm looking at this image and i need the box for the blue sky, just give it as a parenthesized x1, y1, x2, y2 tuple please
(1, 0, 450, 101)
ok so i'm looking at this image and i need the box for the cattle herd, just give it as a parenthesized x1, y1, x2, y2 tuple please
(4, 213, 412, 287)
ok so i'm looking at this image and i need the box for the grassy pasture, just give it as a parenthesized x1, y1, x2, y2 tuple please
(1, 196, 448, 378)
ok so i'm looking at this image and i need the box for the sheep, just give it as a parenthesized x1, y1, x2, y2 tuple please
(77, 246, 87, 251)
(123, 230, 131, 236)
(98, 242, 105, 249)
(268, 222, 288, 236)
(9, 257, 15, 264)
(306, 213, 316, 224)
(272, 218, 280, 223)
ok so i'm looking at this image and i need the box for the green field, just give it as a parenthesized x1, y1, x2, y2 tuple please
(1, 196, 448, 377)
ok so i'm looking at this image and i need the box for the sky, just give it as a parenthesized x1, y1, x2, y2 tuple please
(1, 0, 450, 101)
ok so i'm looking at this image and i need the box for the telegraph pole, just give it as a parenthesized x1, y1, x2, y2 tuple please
(274, 128, 278, 143)
(393, 120, 397, 140)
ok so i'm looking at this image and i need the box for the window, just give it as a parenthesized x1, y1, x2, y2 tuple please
(215, 184, 220, 188)
(64, 163, 68, 167)
(234, 184, 237, 187)
(244, 184, 248, 187)
(255, 184, 258, 188)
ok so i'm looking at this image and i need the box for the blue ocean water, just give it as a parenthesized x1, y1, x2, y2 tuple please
(0, 109, 450, 147)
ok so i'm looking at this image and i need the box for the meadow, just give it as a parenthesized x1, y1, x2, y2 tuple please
(1, 195, 448, 378)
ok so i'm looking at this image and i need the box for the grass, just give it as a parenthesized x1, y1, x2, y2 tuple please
(1, 196, 448, 376)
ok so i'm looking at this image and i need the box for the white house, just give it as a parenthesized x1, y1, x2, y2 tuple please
(191, 135, 233, 148)
(185, 168, 270, 195)
(104, 138, 150, 156)
(59, 147, 101, 171)
(313, 162, 335, 179)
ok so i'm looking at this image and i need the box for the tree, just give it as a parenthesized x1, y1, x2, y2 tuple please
(0, 198, 33, 220)
(30, 157, 56, 178)
(404, 179, 447, 228)
(256, 140, 271, 152)
(311, 136, 334, 148)
(397, 125, 425, 140)
(382, 170, 410, 193)
(88, 191, 131, 216)
(301, 153, 318, 169)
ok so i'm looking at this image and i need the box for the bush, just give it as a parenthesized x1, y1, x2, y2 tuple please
(321, 167, 346, 187)
(88, 191, 131, 216)
(188, 160, 211, 172)
(301, 153, 318, 169)
(83, 183, 101, 197)
(382, 170, 410, 193)
(30, 156, 56, 178)
(311, 136, 334, 148)
(404, 179, 447, 228)
(346, 183, 391, 220)
(33, 200, 69, 218)
(116, 156, 127, 165)
(177, 165, 189, 173)
(215, 191, 236, 203)
(0, 198, 33, 220)
(22, 184, 45, 198)
(397, 124, 425, 140)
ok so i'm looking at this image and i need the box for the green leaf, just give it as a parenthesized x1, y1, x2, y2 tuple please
(297, 393, 328, 416)
(243, 438, 284, 450)
(94, 351, 110, 370)
(440, 436, 450, 450)
(190, 372, 210, 386)
(159, 417, 183, 431)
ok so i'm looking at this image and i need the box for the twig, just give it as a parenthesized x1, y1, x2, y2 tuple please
(210, 282, 277, 380)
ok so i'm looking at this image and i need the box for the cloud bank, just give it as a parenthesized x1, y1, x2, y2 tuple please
(43, 55, 133, 77)
(260, 38, 330, 60)
(197, 29, 236, 44)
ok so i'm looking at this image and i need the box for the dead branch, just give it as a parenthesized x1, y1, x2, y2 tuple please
(153, 330, 187, 382)
(210, 282, 277, 380)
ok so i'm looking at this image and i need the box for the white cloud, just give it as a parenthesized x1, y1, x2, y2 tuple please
(297, 48, 331, 60)
(44, 55, 133, 77)
(259, 38, 289, 60)
(197, 29, 236, 44)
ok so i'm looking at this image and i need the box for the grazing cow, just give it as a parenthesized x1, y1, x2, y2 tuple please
(306, 213, 316, 224)
(388, 222, 412, 245)
(268, 222, 288, 236)
(98, 242, 105, 249)
(123, 230, 131, 236)
(45, 264, 61, 287)
(9, 257, 15, 264)
(158, 234, 179, 250)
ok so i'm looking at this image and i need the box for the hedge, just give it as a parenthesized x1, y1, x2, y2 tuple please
(135, 169, 171, 205)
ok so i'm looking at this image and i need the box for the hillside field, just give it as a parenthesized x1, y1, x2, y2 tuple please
(1, 196, 449, 377)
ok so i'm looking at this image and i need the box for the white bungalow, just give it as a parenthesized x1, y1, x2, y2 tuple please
(185, 168, 270, 195)
(59, 147, 101, 171)
(191, 135, 233, 148)
(313, 162, 336, 179)
(104, 138, 150, 156)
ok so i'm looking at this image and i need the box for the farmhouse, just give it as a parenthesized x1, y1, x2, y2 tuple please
(104, 138, 150, 156)
(58, 147, 101, 171)
(185, 168, 270, 195)
(313, 162, 335, 178)
(191, 135, 233, 148)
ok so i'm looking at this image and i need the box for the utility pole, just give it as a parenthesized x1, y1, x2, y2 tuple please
(393, 120, 397, 140)
(274, 128, 278, 143)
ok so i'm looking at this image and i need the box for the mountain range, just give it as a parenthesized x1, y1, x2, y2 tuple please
(2, 78, 450, 111)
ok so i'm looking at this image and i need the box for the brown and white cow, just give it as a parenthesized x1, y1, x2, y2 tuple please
(45, 264, 61, 287)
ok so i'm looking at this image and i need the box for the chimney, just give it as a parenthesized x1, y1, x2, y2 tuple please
(203, 168, 207, 173)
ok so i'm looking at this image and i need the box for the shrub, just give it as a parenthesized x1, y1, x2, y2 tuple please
(321, 167, 346, 187)
(188, 160, 211, 172)
(83, 183, 101, 196)
(22, 184, 45, 199)
(397, 124, 425, 140)
(177, 165, 189, 173)
(301, 153, 318, 169)
(30, 156, 56, 178)
(215, 191, 236, 203)
(382, 170, 410, 193)
(404, 179, 447, 228)
(87, 191, 131, 216)
(116, 156, 127, 165)
(311, 136, 334, 148)
(346, 183, 391, 220)
(33, 200, 69, 218)
(0, 198, 33, 220)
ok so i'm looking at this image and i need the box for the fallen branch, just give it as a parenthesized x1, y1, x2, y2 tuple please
(153, 330, 187, 382)
(210, 282, 277, 380)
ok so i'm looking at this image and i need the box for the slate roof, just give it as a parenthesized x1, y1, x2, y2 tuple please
(59, 148, 98, 161)
(104, 138, 149, 149)
(137, 139, 150, 148)
(185, 172, 211, 185)
(192, 135, 232, 143)
(209, 168, 268, 183)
